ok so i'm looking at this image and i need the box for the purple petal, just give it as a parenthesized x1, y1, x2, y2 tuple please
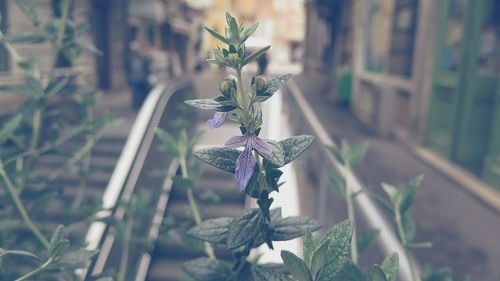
(207, 112, 228, 129)
(235, 148, 256, 191)
(225, 135, 248, 148)
(251, 135, 272, 155)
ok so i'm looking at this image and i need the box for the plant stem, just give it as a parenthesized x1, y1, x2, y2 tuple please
(118, 214, 133, 281)
(344, 164, 358, 263)
(49, 0, 71, 82)
(395, 210, 419, 281)
(180, 155, 216, 259)
(0, 159, 50, 249)
(15, 257, 53, 281)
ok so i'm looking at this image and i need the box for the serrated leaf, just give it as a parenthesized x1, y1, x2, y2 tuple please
(252, 265, 293, 281)
(187, 217, 233, 244)
(371, 265, 388, 281)
(279, 135, 315, 165)
(156, 128, 179, 156)
(255, 74, 292, 102)
(259, 140, 285, 167)
(57, 249, 99, 268)
(281, 250, 312, 281)
(183, 258, 230, 281)
(227, 208, 263, 249)
(193, 147, 240, 173)
(242, 46, 270, 66)
(357, 229, 380, 254)
(316, 220, 353, 281)
(185, 98, 237, 112)
(204, 26, 230, 45)
(240, 23, 258, 43)
(0, 115, 22, 145)
(334, 261, 369, 281)
(271, 216, 320, 241)
(303, 232, 316, 267)
(0, 248, 39, 261)
(381, 252, 399, 281)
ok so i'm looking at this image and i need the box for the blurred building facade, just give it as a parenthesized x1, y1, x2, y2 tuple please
(304, 0, 500, 189)
(0, 0, 202, 112)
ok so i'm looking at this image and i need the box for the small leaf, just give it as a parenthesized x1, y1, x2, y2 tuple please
(302, 232, 316, 267)
(316, 220, 353, 281)
(398, 176, 422, 213)
(0, 115, 22, 145)
(365, 189, 394, 213)
(156, 129, 179, 156)
(381, 252, 399, 281)
(347, 143, 367, 168)
(185, 98, 237, 112)
(0, 248, 39, 261)
(381, 183, 398, 203)
(226, 12, 240, 41)
(183, 258, 231, 281)
(401, 209, 416, 242)
(50, 240, 69, 258)
(280, 135, 315, 165)
(240, 23, 258, 43)
(193, 147, 240, 173)
(204, 26, 230, 45)
(227, 208, 263, 249)
(242, 46, 271, 66)
(357, 229, 380, 254)
(57, 249, 99, 268)
(252, 265, 293, 281)
(329, 170, 346, 199)
(255, 74, 292, 102)
(187, 217, 233, 244)
(49, 225, 67, 257)
(281, 250, 313, 281)
(271, 216, 321, 241)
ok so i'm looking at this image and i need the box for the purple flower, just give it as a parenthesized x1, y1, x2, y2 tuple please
(207, 112, 228, 129)
(225, 133, 272, 191)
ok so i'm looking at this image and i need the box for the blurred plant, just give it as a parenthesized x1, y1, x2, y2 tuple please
(0, 0, 114, 279)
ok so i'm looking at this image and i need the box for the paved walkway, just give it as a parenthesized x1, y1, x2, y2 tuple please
(291, 74, 500, 281)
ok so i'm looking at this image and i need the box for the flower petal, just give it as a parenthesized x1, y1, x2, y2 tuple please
(235, 148, 256, 191)
(225, 135, 248, 148)
(207, 112, 228, 129)
(251, 136, 272, 155)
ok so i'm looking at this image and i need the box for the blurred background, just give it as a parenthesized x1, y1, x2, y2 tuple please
(0, 0, 499, 280)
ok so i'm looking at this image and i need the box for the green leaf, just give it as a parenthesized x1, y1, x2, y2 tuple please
(259, 140, 285, 167)
(0, 115, 22, 145)
(255, 74, 292, 102)
(302, 232, 316, 267)
(281, 250, 312, 281)
(346, 143, 367, 168)
(279, 135, 315, 165)
(242, 46, 271, 66)
(185, 98, 237, 112)
(271, 216, 321, 241)
(156, 129, 179, 156)
(371, 265, 388, 281)
(316, 220, 353, 281)
(381, 183, 398, 203)
(398, 176, 422, 213)
(0, 248, 39, 261)
(187, 217, 233, 244)
(4, 33, 46, 43)
(334, 261, 369, 281)
(381, 253, 399, 281)
(252, 265, 293, 281)
(309, 239, 329, 278)
(193, 147, 240, 173)
(401, 209, 416, 242)
(225, 12, 239, 41)
(329, 170, 346, 199)
(357, 229, 380, 254)
(240, 23, 258, 43)
(49, 225, 67, 257)
(204, 26, 230, 45)
(365, 189, 394, 213)
(183, 258, 230, 281)
(57, 249, 99, 268)
(227, 208, 263, 249)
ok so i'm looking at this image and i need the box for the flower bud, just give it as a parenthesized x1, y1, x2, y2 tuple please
(219, 78, 236, 97)
(227, 53, 239, 63)
(254, 76, 269, 94)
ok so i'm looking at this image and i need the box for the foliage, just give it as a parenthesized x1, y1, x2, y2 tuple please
(0, 0, 112, 279)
